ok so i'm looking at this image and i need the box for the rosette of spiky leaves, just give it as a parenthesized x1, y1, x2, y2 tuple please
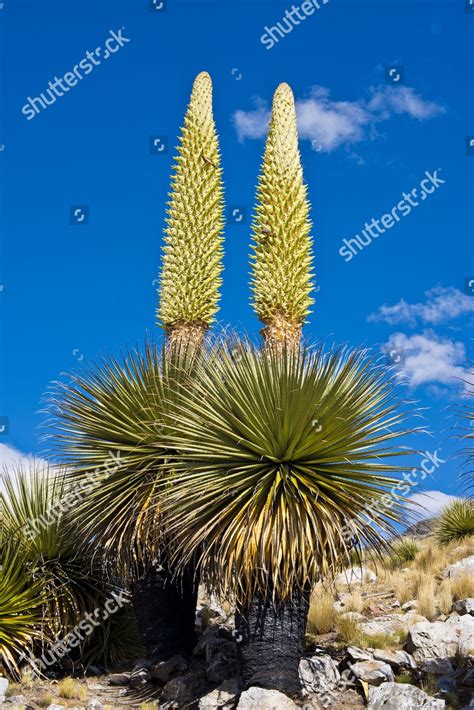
(161, 342, 414, 603)
(250, 83, 314, 346)
(82, 606, 145, 667)
(158, 71, 225, 338)
(0, 527, 46, 677)
(1, 465, 113, 646)
(47, 341, 198, 575)
(435, 499, 474, 545)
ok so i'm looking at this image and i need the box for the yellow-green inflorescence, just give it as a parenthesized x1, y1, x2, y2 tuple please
(157, 71, 225, 334)
(250, 82, 315, 341)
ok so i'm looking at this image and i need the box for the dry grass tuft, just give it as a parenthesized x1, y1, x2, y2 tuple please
(58, 678, 84, 700)
(451, 573, 474, 601)
(307, 586, 336, 635)
(437, 579, 453, 614)
(416, 576, 437, 620)
(336, 616, 364, 646)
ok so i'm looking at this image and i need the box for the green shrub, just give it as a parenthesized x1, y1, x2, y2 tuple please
(435, 499, 474, 545)
(391, 537, 420, 564)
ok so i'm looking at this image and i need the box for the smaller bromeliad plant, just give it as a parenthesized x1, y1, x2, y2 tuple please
(435, 499, 474, 545)
(0, 463, 136, 677)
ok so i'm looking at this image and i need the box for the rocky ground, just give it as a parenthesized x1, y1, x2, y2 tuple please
(1, 542, 473, 710)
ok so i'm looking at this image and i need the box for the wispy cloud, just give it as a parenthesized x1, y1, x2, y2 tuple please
(234, 85, 445, 152)
(408, 490, 461, 519)
(369, 286, 474, 327)
(386, 331, 468, 390)
(0, 443, 49, 495)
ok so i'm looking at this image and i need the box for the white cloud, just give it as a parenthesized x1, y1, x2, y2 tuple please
(234, 100, 270, 141)
(0, 443, 50, 495)
(385, 331, 468, 390)
(367, 86, 444, 121)
(234, 85, 445, 152)
(408, 490, 461, 519)
(369, 286, 474, 327)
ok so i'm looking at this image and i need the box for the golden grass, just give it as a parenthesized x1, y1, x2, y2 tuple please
(307, 586, 336, 635)
(335, 616, 364, 646)
(416, 576, 437, 620)
(437, 579, 453, 614)
(335, 616, 404, 650)
(57, 678, 85, 700)
(35, 695, 54, 708)
(343, 590, 365, 613)
(451, 573, 474, 600)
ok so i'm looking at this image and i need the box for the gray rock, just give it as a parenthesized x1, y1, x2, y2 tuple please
(452, 598, 474, 616)
(406, 614, 474, 674)
(3, 694, 29, 706)
(86, 701, 104, 710)
(0, 676, 8, 705)
(402, 600, 419, 612)
(129, 667, 151, 689)
(236, 687, 299, 709)
(198, 678, 241, 709)
(373, 648, 417, 671)
(204, 639, 240, 684)
(108, 672, 131, 686)
(368, 682, 445, 708)
(360, 612, 427, 638)
(442, 555, 474, 579)
(349, 659, 395, 685)
(346, 646, 373, 662)
(299, 653, 340, 695)
(46, 706, 68, 710)
(340, 611, 367, 622)
(335, 566, 377, 585)
(150, 654, 188, 683)
(161, 668, 208, 705)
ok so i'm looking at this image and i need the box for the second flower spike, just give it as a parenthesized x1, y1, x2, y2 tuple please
(157, 71, 225, 350)
(250, 82, 315, 351)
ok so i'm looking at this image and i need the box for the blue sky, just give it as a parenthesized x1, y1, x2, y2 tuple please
(0, 0, 473, 515)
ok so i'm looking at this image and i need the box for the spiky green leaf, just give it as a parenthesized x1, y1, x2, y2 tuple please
(161, 342, 415, 602)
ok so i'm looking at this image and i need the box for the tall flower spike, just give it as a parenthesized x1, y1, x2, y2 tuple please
(158, 71, 225, 349)
(250, 82, 314, 351)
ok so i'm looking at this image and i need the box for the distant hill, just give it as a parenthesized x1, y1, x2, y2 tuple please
(404, 517, 437, 538)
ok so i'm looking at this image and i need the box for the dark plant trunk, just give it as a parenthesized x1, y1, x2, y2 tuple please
(235, 586, 310, 695)
(132, 561, 198, 662)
